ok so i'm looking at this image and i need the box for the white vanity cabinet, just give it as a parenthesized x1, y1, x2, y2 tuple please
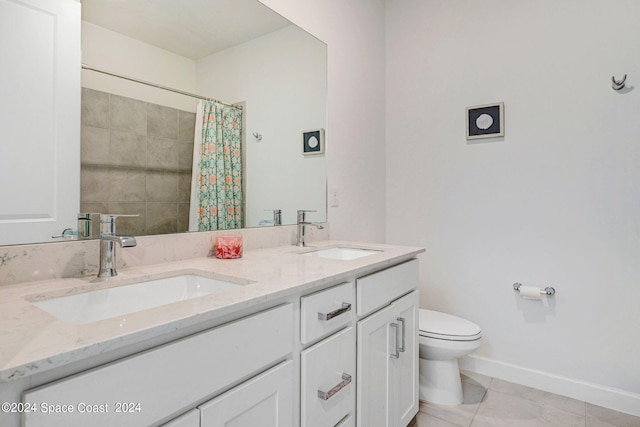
(356, 260, 420, 427)
(22, 304, 293, 427)
(8, 252, 422, 427)
(300, 282, 356, 427)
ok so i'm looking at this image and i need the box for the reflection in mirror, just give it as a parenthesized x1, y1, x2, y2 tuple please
(0, 0, 327, 246)
(81, 0, 327, 237)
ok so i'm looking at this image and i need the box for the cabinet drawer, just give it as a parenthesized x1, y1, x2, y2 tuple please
(356, 259, 418, 317)
(162, 409, 200, 427)
(301, 282, 354, 344)
(199, 360, 293, 427)
(301, 327, 355, 427)
(336, 414, 355, 427)
(23, 304, 293, 427)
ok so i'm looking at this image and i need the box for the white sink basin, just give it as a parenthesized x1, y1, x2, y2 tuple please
(302, 247, 381, 260)
(31, 275, 242, 325)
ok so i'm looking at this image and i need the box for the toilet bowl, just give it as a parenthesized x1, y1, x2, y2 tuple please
(418, 309, 482, 405)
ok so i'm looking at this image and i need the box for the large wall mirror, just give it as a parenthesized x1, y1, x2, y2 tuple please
(0, 0, 327, 246)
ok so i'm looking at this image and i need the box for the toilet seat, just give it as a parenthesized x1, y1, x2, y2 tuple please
(419, 309, 481, 342)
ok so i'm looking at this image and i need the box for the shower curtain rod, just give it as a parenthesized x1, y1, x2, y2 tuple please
(82, 64, 242, 110)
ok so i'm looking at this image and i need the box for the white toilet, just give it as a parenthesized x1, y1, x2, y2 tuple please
(418, 309, 482, 405)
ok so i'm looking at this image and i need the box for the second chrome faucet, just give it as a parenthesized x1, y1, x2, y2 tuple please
(296, 210, 324, 247)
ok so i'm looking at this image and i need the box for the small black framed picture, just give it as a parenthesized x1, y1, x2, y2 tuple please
(466, 102, 504, 140)
(302, 128, 325, 155)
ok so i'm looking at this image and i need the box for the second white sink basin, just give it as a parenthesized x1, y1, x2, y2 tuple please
(31, 274, 242, 325)
(302, 247, 381, 260)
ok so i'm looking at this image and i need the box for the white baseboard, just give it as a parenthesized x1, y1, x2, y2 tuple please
(459, 354, 640, 417)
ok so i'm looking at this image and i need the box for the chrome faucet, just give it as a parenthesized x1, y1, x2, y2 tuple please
(98, 214, 137, 278)
(297, 210, 324, 247)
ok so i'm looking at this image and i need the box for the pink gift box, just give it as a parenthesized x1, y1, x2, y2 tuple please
(215, 234, 243, 259)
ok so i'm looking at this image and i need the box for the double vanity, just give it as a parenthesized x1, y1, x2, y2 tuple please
(0, 240, 424, 427)
(2, 0, 423, 424)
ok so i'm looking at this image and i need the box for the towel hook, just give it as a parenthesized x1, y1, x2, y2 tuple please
(612, 74, 627, 91)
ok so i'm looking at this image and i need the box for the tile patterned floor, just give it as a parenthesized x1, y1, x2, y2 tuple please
(412, 371, 640, 427)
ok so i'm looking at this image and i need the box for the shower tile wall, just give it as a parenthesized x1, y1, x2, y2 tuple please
(81, 88, 196, 236)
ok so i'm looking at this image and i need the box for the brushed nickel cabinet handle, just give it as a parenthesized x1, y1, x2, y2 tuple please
(390, 323, 400, 359)
(317, 373, 352, 400)
(318, 303, 352, 321)
(397, 317, 406, 353)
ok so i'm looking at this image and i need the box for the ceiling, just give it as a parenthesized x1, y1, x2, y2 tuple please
(81, 0, 293, 60)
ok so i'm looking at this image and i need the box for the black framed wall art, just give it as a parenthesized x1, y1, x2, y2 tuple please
(302, 128, 325, 155)
(466, 102, 504, 140)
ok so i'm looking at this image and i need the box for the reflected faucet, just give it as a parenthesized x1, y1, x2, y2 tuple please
(297, 210, 324, 247)
(98, 214, 137, 278)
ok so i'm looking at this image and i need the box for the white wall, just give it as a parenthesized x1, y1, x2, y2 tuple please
(259, 0, 387, 243)
(196, 25, 327, 227)
(82, 22, 199, 112)
(386, 0, 640, 415)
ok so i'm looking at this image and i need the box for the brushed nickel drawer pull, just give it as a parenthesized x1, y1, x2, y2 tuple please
(317, 373, 352, 400)
(318, 303, 352, 321)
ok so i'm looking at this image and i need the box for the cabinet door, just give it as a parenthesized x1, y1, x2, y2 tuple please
(390, 291, 419, 426)
(199, 360, 293, 427)
(357, 291, 419, 427)
(356, 304, 394, 427)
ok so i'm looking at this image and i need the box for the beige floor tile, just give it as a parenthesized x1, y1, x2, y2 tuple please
(415, 410, 464, 427)
(460, 370, 492, 389)
(425, 371, 636, 427)
(472, 389, 585, 427)
(586, 418, 625, 427)
(419, 381, 486, 427)
(489, 378, 586, 416)
(586, 403, 640, 427)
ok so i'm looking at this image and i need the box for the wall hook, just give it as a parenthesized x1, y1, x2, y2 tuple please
(612, 74, 627, 91)
(252, 132, 262, 142)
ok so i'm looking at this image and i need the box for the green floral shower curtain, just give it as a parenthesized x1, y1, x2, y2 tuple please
(189, 100, 243, 231)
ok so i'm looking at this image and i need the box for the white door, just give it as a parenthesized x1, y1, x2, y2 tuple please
(356, 304, 394, 427)
(199, 360, 294, 427)
(390, 291, 419, 426)
(0, 0, 80, 245)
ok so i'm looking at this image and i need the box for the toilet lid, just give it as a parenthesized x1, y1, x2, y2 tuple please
(419, 309, 482, 341)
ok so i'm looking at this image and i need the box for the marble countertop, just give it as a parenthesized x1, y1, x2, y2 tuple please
(0, 240, 424, 383)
